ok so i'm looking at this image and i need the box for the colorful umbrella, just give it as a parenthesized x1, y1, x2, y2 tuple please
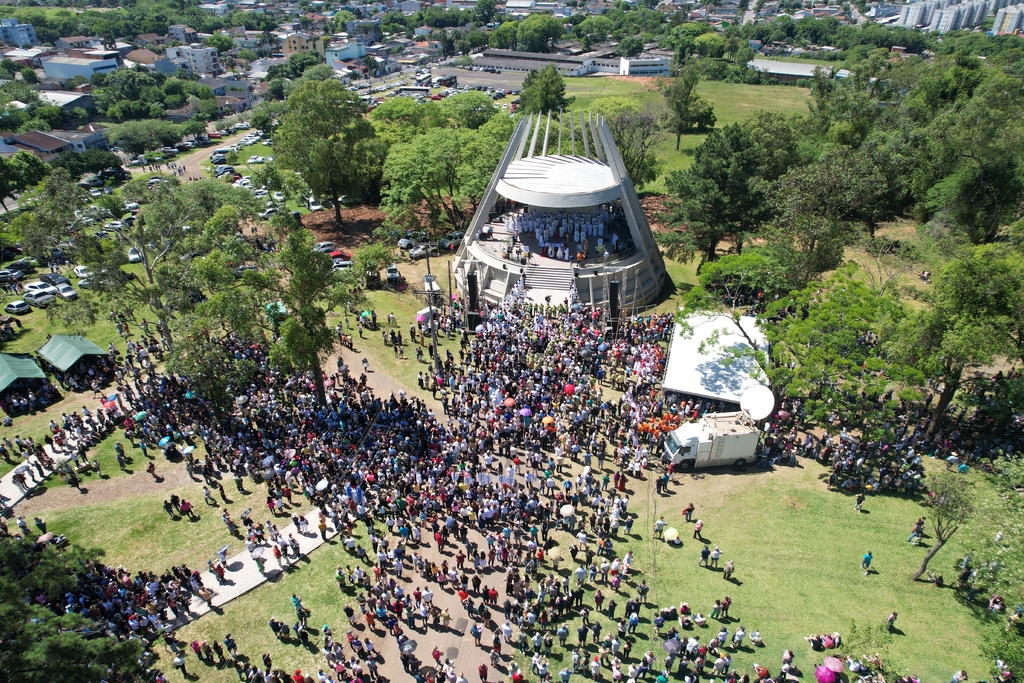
(823, 658, 844, 674)
(663, 528, 680, 542)
(815, 667, 836, 683)
(564, 383, 575, 395)
(560, 505, 575, 517)
(519, 407, 532, 417)
(542, 416, 555, 425)
(135, 411, 147, 421)
(158, 436, 172, 448)
(503, 398, 515, 408)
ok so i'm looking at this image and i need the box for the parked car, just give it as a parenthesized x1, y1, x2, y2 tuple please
(24, 292, 56, 308)
(73, 265, 91, 279)
(4, 300, 30, 315)
(0, 269, 23, 283)
(56, 283, 78, 300)
(397, 231, 427, 250)
(40, 273, 70, 286)
(24, 281, 59, 296)
(313, 241, 335, 253)
(258, 207, 277, 219)
(386, 264, 402, 286)
(211, 154, 228, 164)
(8, 258, 36, 273)
(247, 156, 266, 164)
(128, 247, 142, 263)
(272, 191, 285, 202)
(439, 231, 465, 250)
(409, 243, 439, 260)
(232, 264, 258, 278)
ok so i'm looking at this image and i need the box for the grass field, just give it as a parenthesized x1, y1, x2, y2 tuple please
(563, 77, 811, 193)
(157, 456, 996, 683)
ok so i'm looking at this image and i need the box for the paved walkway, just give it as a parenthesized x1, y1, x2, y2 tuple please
(176, 505, 340, 624)
(0, 444, 75, 510)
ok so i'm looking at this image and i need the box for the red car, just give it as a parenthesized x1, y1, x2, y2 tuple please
(209, 132, 222, 139)
(329, 250, 352, 260)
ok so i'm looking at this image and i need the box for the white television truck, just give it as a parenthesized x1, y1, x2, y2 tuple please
(662, 411, 761, 470)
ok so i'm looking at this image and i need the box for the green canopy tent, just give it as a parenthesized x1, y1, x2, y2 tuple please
(36, 335, 106, 372)
(0, 353, 45, 394)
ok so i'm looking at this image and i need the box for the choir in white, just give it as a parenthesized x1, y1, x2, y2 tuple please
(501, 205, 624, 263)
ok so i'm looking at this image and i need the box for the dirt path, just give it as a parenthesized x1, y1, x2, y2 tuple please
(126, 129, 251, 180)
(17, 456, 194, 515)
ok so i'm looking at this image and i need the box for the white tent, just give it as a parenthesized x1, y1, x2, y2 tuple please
(661, 315, 769, 404)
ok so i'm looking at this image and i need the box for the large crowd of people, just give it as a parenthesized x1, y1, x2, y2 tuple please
(4, 269, 1008, 683)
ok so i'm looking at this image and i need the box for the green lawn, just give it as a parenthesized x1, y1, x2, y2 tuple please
(562, 77, 810, 193)
(157, 457, 995, 683)
(40, 469, 257, 572)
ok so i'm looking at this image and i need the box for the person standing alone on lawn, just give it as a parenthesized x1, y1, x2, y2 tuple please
(861, 551, 873, 576)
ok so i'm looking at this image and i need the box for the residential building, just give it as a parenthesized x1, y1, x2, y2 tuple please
(993, 2, 1024, 31)
(168, 25, 199, 43)
(55, 36, 103, 52)
(1, 131, 71, 161)
(124, 48, 179, 74)
(326, 41, 368, 63)
(346, 19, 382, 43)
(0, 18, 38, 47)
(199, 3, 231, 15)
(134, 33, 167, 47)
(281, 32, 325, 57)
(166, 43, 223, 75)
(49, 125, 108, 153)
(1, 47, 56, 67)
(41, 55, 119, 80)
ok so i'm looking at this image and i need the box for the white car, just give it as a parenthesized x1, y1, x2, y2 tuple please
(74, 265, 91, 279)
(247, 156, 266, 164)
(128, 247, 142, 263)
(253, 188, 269, 198)
(332, 259, 352, 271)
(56, 283, 78, 300)
(24, 281, 59, 296)
(233, 177, 251, 188)
(90, 189, 102, 198)
(124, 202, 140, 211)
(272, 191, 285, 202)
(313, 241, 335, 253)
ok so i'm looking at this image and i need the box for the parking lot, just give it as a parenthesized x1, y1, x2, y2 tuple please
(432, 66, 528, 91)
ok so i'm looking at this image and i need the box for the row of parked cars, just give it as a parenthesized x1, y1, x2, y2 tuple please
(4, 269, 78, 314)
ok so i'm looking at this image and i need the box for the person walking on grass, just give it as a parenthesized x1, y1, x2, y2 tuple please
(723, 560, 735, 581)
(693, 520, 704, 541)
(855, 492, 866, 511)
(861, 551, 873, 576)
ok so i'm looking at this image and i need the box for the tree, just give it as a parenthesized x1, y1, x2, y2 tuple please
(355, 242, 393, 281)
(886, 247, 1022, 435)
(489, 21, 519, 50)
(105, 119, 182, 156)
(19, 168, 88, 257)
(440, 91, 496, 129)
(239, 48, 258, 62)
(516, 14, 562, 52)
(45, 298, 98, 337)
(0, 150, 48, 209)
(78, 180, 260, 349)
(205, 33, 235, 54)
(474, 0, 497, 24)
(592, 98, 664, 190)
(661, 112, 798, 266)
(912, 472, 974, 581)
(660, 64, 716, 150)
(382, 123, 505, 233)
(763, 267, 915, 436)
(262, 229, 352, 405)
(520, 64, 574, 114)
(0, 538, 145, 683)
(275, 79, 376, 224)
(616, 35, 644, 57)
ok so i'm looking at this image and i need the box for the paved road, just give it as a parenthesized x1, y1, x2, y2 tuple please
(742, 0, 758, 24)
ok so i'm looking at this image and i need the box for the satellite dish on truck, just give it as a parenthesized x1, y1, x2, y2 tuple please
(740, 385, 775, 421)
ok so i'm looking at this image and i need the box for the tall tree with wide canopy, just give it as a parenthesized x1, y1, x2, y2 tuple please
(262, 229, 354, 406)
(0, 538, 145, 683)
(659, 63, 716, 151)
(519, 64, 573, 114)
(275, 79, 376, 224)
